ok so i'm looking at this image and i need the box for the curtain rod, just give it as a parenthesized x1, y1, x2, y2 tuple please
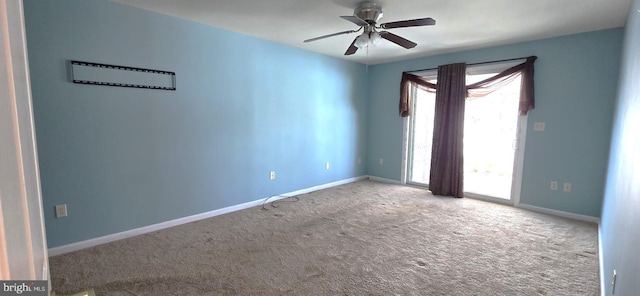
(403, 55, 537, 74)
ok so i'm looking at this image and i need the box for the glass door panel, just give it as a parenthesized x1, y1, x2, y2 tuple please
(463, 75, 521, 199)
(407, 87, 436, 185)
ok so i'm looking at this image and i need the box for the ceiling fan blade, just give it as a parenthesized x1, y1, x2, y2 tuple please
(344, 37, 358, 55)
(380, 17, 436, 29)
(378, 31, 417, 49)
(340, 15, 369, 27)
(304, 30, 358, 43)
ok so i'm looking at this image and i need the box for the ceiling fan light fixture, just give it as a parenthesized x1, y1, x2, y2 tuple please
(355, 31, 381, 48)
(354, 33, 368, 48)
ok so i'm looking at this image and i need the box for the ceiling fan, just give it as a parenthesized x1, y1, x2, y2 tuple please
(304, 2, 435, 55)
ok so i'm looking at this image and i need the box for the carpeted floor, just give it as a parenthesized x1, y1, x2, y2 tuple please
(50, 180, 599, 295)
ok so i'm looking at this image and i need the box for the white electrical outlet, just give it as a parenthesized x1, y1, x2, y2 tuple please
(55, 204, 67, 218)
(269, 171, 276, 180)
(563, 182, 572, 192)
(379, 158, 384, 165)
(533, 122, 546, 131)
(358, 157, 362, 164)
(550, 181, 558, 190)
(325, 162, 330, 170)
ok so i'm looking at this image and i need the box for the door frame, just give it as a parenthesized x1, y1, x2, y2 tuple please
(0, 0, 49, 282)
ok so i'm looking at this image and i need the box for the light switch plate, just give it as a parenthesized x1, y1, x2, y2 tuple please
(533, 122, 546, 131)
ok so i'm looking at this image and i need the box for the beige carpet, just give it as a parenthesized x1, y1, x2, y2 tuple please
(50, 180, 599, 295)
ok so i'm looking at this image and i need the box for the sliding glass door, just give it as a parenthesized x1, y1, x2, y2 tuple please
(404, 68, 525, 202)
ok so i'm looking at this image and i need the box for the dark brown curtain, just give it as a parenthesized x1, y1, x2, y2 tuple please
(400, 56, 537, 117)
(467, 56, 537, 116)
(399, 73, 436, 117)
(398, 56, 537, 198)
(427, 63, 467, 197)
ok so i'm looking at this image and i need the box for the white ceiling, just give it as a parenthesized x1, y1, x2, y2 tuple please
(114, 0, 632, 65)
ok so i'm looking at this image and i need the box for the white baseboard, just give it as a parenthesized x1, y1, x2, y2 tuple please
(598, 222, 604, 296)
(280, 176, 368, 197)
(367, 175, 402, 184)
(48, 176, 367, 257)
(516, 203, 600, 223)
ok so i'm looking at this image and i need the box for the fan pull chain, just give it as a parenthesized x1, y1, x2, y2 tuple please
(366, 46, 369, 72)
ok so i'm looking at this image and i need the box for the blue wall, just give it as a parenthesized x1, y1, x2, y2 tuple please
(366, 29, 622, 217)
(601, 0, 640, 295)
(24, 0, 368, 248)
(25, 0, 627, 249)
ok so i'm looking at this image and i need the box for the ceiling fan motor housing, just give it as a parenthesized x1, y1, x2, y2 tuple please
(354, 2, 383, 25)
